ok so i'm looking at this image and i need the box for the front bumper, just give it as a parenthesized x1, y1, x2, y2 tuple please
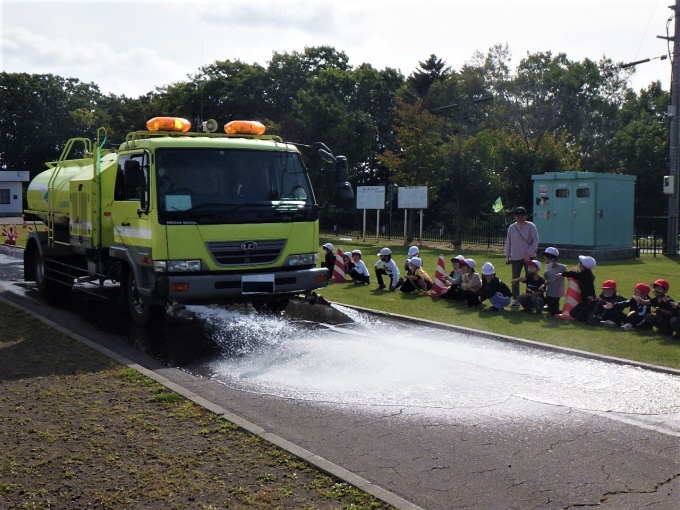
(152, 266, 329, 303)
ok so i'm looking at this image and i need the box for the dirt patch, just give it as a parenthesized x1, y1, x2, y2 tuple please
(0, 302, 394, 509)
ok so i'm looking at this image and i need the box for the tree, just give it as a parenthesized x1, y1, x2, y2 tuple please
(406, 54, 451, 97)
(380, 97, 445, 241)
(613, 82, 669, 216)
(0, 73, 105, 177)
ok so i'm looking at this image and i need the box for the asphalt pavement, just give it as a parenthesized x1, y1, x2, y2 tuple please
(1, 242, 679, 509)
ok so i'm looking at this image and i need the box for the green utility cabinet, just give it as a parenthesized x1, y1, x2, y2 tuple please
(531, 172, 636, 259)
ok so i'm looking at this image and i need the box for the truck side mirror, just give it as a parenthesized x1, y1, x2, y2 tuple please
(334, 156, 354, 200)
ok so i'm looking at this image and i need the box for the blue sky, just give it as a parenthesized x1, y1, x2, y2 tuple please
(1, 0, 673, 98)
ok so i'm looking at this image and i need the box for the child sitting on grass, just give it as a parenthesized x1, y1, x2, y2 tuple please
(477, 262, 513, 311)
(510, 259, 545, 313)
(587, 280, 628, 327)
(400, 257, 433, 293)
(348, 249, 370, 285)
(620, 283, 653, 331)
(459, 259, 482, 307)
(647, 279, 674, 336)
(440, 255, 464, 301)
(557, 255, 597, 322)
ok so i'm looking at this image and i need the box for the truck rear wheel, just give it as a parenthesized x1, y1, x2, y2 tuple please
(34, 249, 72, 302)
(124, 269, 166, 326)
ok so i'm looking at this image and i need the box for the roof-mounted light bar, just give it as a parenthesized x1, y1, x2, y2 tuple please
(224, 120, 266, 135)
(146, 117, 192, 132)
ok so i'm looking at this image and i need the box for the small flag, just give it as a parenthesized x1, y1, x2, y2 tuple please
(1, 225, 7, 237)
(492, 196, 504, 213)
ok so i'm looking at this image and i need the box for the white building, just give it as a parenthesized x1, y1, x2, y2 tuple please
(0, 171, 30, 216)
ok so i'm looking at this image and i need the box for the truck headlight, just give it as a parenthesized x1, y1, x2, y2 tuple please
(285, 253, 318, 266)
(153, 260, 202, 272)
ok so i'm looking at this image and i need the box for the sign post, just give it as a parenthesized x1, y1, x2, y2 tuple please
(356, 186, 385, 241)
(397, 186, 428, 243)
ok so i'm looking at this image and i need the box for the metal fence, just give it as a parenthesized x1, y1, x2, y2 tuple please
(634, 216, 667, 256)
(321, 211, 509, 251)
(321, 212, 675, 256)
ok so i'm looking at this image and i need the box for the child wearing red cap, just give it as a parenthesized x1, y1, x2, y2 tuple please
(620, 283, 653, 331)
(646, 279, 675, 336)
(587, 280, 628, 327)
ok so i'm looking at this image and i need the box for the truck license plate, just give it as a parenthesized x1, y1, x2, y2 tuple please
(241, 274, 275, 294)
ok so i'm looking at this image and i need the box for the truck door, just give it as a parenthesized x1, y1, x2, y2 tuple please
(111, 153, 152, 252)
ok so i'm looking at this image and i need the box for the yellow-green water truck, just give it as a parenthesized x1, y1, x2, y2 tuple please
(24, 117, 352, 325)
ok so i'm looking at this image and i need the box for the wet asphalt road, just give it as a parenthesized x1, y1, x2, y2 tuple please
(0, 248, 679, 509)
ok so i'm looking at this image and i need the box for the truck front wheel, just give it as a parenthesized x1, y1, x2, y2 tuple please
(124, 269, 166, 326)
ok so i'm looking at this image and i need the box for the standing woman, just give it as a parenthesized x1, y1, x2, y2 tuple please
(504, 206, 539, 306)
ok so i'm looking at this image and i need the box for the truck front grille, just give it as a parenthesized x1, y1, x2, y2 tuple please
(206, 239, 286, 266)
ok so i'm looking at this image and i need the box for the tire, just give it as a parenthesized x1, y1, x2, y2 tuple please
(34, 249, 72, 302)
(124, 268, 166, 326)
(252, 297, 289, 315)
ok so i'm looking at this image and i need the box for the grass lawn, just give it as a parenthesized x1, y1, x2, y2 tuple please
(319, 237, 680, 371)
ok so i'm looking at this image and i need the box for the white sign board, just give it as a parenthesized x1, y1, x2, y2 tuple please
(356, 186, 385, 210)
(398, 186, 428, 209)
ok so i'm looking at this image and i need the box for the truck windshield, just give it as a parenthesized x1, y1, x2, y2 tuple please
(155, 148, 316, 224)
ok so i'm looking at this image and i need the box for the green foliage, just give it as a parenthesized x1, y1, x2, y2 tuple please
(0, 43, 671, 221)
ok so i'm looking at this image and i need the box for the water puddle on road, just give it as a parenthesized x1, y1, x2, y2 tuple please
(189, 303, 680, 426)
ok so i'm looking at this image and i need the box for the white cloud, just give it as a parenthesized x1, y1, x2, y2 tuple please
(0, 0, 673, 97)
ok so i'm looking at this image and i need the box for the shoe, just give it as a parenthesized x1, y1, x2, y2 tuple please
(535, 307, 542, 314)
(377, 284, 386, 290)
(600, 320, 617, 328)
(621, 323, 633, 331)
(511, 300, 520, 307)
(489, 306, 501, 311)
(586, 316, 600, 326)
(354, 280, 368, 286)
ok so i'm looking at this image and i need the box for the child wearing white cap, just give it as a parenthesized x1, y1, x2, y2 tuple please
(557, 255, 597, 322)
(459, 258, 482, 307)
(541, 247, 567, 315)
(511, 260, 545, 313)
(478, 262, 513, 311)
(404, 245, 420, 270)
(399, 257, 433, 293)
(374, 247, 400, 290)
(321, 243, 335, 281)
(348, 250, 370, 285)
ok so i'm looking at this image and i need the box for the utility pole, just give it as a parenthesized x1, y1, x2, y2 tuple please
(666, 0, 680, 254)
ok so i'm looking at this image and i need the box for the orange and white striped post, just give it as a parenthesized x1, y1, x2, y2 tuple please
(429, 254, 448, 297)
(331, 247, 347, 282)
(555, 277, 581, 320)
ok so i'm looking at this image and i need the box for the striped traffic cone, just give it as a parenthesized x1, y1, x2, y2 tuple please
(429, 254, 448, 297)
(331, 247, 347, 282)
(555, 277, 581, 320)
